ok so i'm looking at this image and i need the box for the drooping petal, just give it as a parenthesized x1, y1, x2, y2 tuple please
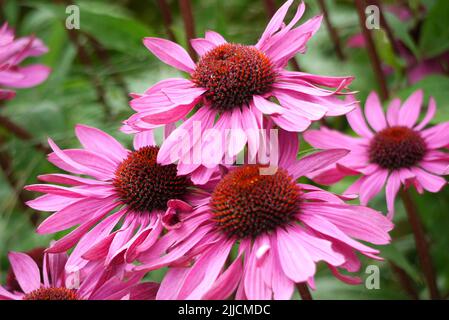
(276, 227, 316, 283)
(385, 172, 401, 219)
(412, 167, 447, 193)
(359, 169, 388, 205)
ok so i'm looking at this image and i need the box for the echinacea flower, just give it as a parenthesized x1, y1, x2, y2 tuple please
(134, 131, 393, 300)
(0, 251, 157, 300)
(0, 23, 50, 100)
(25, 125, 209, 271)
(123, 0, 354, 181)
(304, 90, 449, 218)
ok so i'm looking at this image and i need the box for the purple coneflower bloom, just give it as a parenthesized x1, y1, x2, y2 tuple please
(304, 90, 449, 218)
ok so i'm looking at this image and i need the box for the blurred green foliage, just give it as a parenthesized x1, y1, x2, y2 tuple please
(1, 0, 448, 299)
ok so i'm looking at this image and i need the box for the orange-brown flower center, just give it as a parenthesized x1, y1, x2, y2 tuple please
(113, 146, 188, 213)
(369, 126, 427, 170)
(210, 165, 300, 239)
(23, 287, 79, 300)
(191, 43, 276, 112)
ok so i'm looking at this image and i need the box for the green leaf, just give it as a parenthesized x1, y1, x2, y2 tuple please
(384, 12, 419, 58)
(419, 0, 449, 58)
(372, 29, 404, 72)
(380, 243, 422, 283)
(76, 2, 152, 54)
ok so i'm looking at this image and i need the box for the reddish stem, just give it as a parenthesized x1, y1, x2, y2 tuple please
(389, 262, 419, 300)
(318, 0, 345, 60)
(400, 189, 440, 300)
(85, 33, 129, 98)
(0, 115, 50, 153)
(296, 283, 313, 300)
(157, 0, 178, 43)
(178, 0, 197, 60)
(355, 0, 389, 100)
(65, 29, 112, 119)
(0, 135, 38, 225)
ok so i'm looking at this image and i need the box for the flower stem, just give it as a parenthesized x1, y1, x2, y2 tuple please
(354, 0, 389, 101)
(400, 189, 440, 299)
(317, 0, 345, 60)
(389, 262, 419, 300)
(296, 283, 313, 300)
(157, 0, 178, 43)
(0, 115, 50, 153)
(178, 0, 197, 60)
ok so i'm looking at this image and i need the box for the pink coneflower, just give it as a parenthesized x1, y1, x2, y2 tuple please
(134, 131, 393, 300)
(304, 90, 449, 218)
(123, 0, 354, 180)
(0, 23, 50, 100)
(0, 251, 156, 300)
(25, 125, 208, 271)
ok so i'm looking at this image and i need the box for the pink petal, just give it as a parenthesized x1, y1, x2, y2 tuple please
(278, 130, 299, 169)
(205, 30, 227, 45)
(190, 38, 215, 56)
(47, 138, 115, 180)
(270, 234, 294, 300)
(365, 91, 387, 131)
(37, 197, 115, 234)
(276, 227, 316, 283)
(26, 194, 78, 211)
(0, 285, 20, 300)
(3, 65, 50, 88)
(75, 125, 128, 164)
(203, 254, 243, 300)
(244, 244, 272, 299)
(412, 167, 447, 193)
(289, 149, 349, 179)
(179, 241, 233, 299)
(133, 130, 155, 150)
(271, 109, 311, 132)
(291, 227, 345, 266)
(143, 37, 196, 73)
(346, 104, 373, 138)
(252, 95, 285, 115)
(8, 252, 41, 293)
(300, 214, 380, 255)
(386, 98, 401, 127)
(302, 203, 393, 245)
(415, 97, 436, 131)
(385, 171, 401, 219)
(359, 169, 388, 205)
(422, 122, 449, 149)
(398, 89, 423, 128)
(256, 0, 293, 49)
